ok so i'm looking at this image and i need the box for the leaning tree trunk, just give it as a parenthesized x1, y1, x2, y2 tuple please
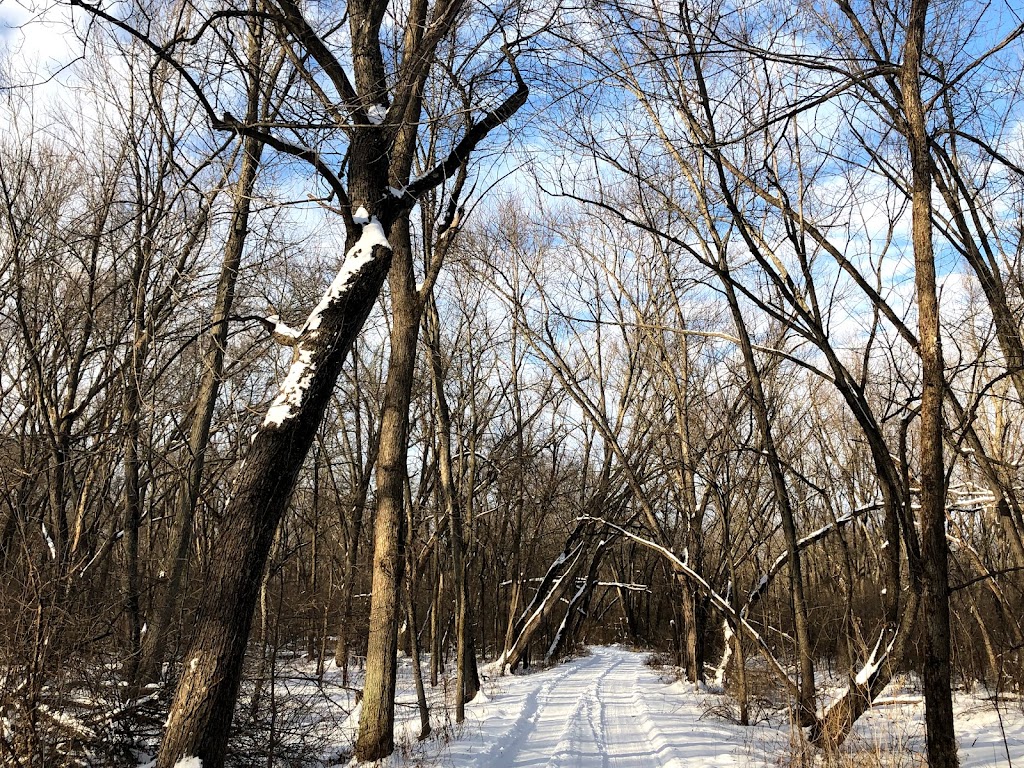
(496, 527, 595, 674)
(156, 205, 394, 768)
(137, 132, 264, 690)
(546, 540, 608, 662)
(812, 590, 921, 749)
(144, 2, 528, 760)
(717, 262, 817, 724)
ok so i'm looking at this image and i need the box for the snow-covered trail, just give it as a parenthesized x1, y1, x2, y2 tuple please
(482, 649, 643, 768)
(319, 644, 1024, 767)
(442, 646, 761, 768)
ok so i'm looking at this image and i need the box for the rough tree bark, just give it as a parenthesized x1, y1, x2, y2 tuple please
(355, 218, 419, 762)
(61, 0, 534, 758)
(157, 211, 393, 767)
(900, 1, 957, 763)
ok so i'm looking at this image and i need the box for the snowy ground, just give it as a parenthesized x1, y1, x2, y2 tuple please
(220, 645, 1024, 767)
(430, 646, 770, 768)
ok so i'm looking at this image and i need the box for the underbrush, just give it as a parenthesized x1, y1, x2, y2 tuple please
(681, 658, 1023, 768)
(0, 652, 168, 767)
(0, 647, 365, 767)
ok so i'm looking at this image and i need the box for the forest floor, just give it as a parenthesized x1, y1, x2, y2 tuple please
(216, 645, 1024, 767)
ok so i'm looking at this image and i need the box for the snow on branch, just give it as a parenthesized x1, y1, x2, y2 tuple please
(745, 500, 883, 609)
(302, 211, 388, 335)
(582, 516, 802, 702)
(819, 619, 902, 720)
(854, 628, 893, 687)
(262, 215, 390, 428)
(946, 482, 998, 511)
(712, 618, 734, 688)
(546, 581, 588, 661)
(263, 349, 317, 428)
(267, 315, 302, 345)
(596, 581, 649, 591)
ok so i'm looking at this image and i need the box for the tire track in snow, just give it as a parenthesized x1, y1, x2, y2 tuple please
(483, 652, 606, 767)
(544, 650, 622, 768)
(465, 646, 750, 768)
(483, 647, 674, 768)
(587, 650, 683, 768)
(626, 668, 687, 768)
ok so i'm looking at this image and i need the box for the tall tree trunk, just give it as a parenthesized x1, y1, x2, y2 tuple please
(146, 4, 527, 759)
(425, 296, 477, 719)
(430, 563, 443, 686)
(901, 2, 957, 764)
(717, 265, 817, 724)
(122, 130, 157, 681)
(404, 503, 430, 740)
(122, 315, 147, 682)
(334, 428, 375, 685)
(356, 218, 420, 762)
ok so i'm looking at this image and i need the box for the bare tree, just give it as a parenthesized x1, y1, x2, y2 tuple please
(70, 0, 529, 763)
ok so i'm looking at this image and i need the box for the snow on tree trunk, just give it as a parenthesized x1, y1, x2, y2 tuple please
(157, 223, 393, 768)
